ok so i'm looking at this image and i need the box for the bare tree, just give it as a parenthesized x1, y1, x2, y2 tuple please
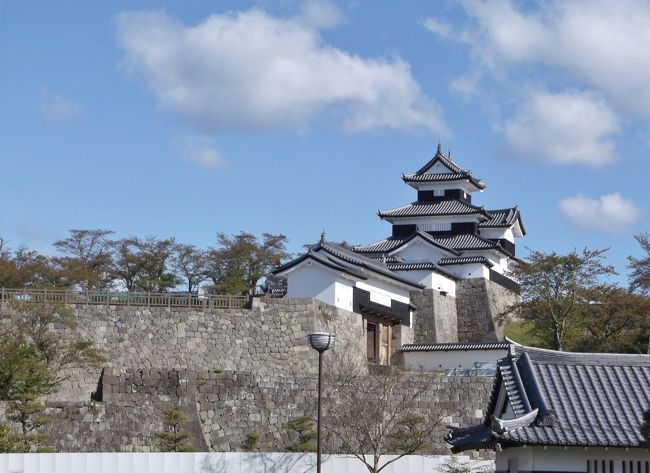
(324, 354, 441, 473)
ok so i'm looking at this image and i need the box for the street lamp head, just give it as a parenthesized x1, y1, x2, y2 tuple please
(308, 332, 335, 353)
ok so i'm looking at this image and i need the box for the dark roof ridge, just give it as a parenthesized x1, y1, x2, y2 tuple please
(415, 146, 465, 175)
(517, 352, 556, 427)
(317, 241, 425, 289)
(378, 200, 493, 220)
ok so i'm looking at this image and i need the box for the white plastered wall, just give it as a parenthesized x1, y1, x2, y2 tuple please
(444, 262, 490, 280)
(496, 446, 650, 473)
(392, 238, 451, 262)
(479, 227, 515, 243)
(285, 263, 337, 306)
(393, 270, 456, 296)
(356, 279, 410, 306)
(404, 348, 507, 371)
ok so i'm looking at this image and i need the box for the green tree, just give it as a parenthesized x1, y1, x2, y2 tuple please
(207, 232, 289, 296)
(0, 339, 54, 450)
(53, 229, 114, 290)
(286, 416, 316, 452)
(109, 237, 179, 292)
(0, 247, 59, 289)
(170, 243, 209, 293)
(574, 286, 650, 353)
(0, 424, 27, 453)
(629, 232, 650, 295)
(156, 408, 195, 452)
(502, 248, 616, 351)
(0, 301, 104, 451)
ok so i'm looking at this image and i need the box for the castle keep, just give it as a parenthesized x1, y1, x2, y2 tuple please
(276, 146, 523, 363)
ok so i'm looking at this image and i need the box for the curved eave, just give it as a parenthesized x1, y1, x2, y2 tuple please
(387, 231, 462, 257)
(401, 173, 486, 191)
(491, 409, 539, 434)
(273, 252, 367, 281)
(377, 209, 492, 222)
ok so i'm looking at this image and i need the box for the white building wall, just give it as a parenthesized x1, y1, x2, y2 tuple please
(389, 215, 484, 226)
(356, 279, 410, 306)
(285, 263, 337, 306)
(444, 263, 490, 280)
(392, 239, 450, 262)
(0, 452, 491, 473)
(411, 181, 480, 195)
(333, 279, 354, 312)
(479, 227, 515, 243)
(496, 446, 650, 473)
(404, 348, 508, 371)
(393, 270, 456, 296)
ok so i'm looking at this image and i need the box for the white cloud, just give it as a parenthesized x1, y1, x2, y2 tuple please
(452, 0, 650, 117)
(174, 134, 226, 169)
(39, 90, 86, 123)
(503, 91, 619, 167)
(115, 8, 447, 135)
(559, 193, 642, 234)
(295, 0, 344, 29)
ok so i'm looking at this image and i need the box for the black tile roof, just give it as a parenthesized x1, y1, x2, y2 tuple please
(354, 231, 462, 256)
(354, 232, 504, 257)
(402, 342, 510, 352)
(378, 200, 492, 220)
(438, 256, 494, 267)
(386, 262, 458, 279)
(479, 207, 526, 235)
(402, 172, 486, 190)
(447, 345, 650, 451)
(414, 145, 470, 176)
(273, 241, 425, 290)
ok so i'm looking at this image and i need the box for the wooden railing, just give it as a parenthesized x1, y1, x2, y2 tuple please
(0, 288, 248, 310)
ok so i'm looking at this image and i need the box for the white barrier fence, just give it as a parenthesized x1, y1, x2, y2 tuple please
(0, 453, 491, 473)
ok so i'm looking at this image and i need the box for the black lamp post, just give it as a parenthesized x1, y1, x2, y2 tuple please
(308, 331, 335, 473)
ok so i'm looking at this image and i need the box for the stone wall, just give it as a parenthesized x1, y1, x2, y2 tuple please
(455, 279, 518, 343)
(14, 367, 494, 455)
(411, 289, 459, 344)
(2, 298, 369, 402)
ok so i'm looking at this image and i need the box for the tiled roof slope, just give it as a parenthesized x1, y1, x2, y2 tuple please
(438, 256, 493, 267)
(479, 207, 526, 235)
(402, 172, 486, 190)
(273, 241, 425, 290)
(378, 200, 492, 219)
(447, 345, 650, 451)
(402, 342, 509, 352)
(414, 145, 466, 175)
(354, 232, 504, 256)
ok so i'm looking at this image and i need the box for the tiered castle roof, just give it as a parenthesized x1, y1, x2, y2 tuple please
(352, 145, 525, 277)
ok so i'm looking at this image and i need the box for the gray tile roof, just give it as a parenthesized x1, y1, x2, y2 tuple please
(354, 232, 502, 257)
(438, 256, 494, 267)
(447, 345, 650, 451)
(402, 342, 510, 352)
(273, 241, 425, 290)
(479, 207, 526, 235)
(386, 262, 458, 279)
(414, 145, 468, 175)
(378, 200, 492, 220)
(402, 172, 486, 190)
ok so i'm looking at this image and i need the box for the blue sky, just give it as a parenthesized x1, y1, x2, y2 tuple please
(1, 0, 649, 283)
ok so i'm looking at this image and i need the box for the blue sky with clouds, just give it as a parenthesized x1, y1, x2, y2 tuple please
(1, 0, 648, 283)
